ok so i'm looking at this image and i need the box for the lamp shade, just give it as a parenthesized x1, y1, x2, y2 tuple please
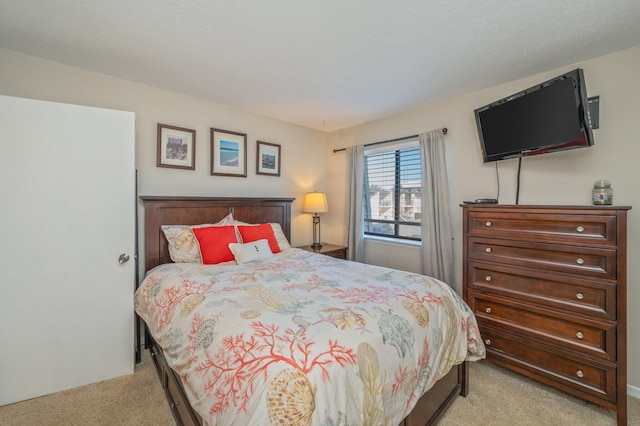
(302, 192, 329, 213)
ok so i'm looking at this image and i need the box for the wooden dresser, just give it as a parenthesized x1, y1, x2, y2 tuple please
(461, 205, 630, 425)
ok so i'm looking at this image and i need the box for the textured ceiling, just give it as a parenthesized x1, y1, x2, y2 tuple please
(2, 1, 640, 132)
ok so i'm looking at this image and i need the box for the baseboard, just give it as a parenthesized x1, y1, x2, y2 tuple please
(629, 384, 640, 399)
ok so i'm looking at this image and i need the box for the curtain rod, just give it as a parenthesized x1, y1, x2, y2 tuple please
(332, 128, 447, 153)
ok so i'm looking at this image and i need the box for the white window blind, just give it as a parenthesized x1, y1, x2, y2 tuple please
(364, 143, 422, 241)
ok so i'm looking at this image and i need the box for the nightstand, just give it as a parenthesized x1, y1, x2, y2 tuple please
(296, 244, 348, 259)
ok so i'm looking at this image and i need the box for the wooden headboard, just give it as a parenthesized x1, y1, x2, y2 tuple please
(140, 196, 294, 272)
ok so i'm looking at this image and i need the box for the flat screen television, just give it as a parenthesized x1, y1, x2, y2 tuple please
(474, 68, 595, 163)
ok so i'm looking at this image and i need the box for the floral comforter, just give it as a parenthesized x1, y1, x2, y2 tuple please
(135, 248, 485, 426)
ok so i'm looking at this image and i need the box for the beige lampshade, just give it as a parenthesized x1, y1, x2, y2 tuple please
(302, 192, 329, 213)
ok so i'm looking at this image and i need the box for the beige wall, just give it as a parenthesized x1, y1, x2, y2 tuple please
(2, 44, 638, 392)
(0, 48, 329, 253)
(327, 45, 640, 391)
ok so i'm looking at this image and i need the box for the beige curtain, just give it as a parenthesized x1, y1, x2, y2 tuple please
(419, 129, 453, 283)
(345, 145, 366, 262)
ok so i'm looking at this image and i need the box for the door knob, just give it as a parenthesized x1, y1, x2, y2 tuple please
(118, 253, 130, 264)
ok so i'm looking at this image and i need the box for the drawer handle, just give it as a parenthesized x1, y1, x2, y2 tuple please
(485, 307, 492, 314)
(576, 293, 584, 300)
(576, 258, 584, 265)
(576, 370, 584, 378)
(485, 221, 492, 227)
(485, 275, 492, 282)
(485, 247, 492, 253)
(576, 331, 584, 339)
(576, 226, 585, 233)
(484, 339, 491, 346)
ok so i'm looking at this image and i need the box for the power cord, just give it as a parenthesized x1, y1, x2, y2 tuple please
(515, 157, 522, 205)
(495, 161, 500, 202)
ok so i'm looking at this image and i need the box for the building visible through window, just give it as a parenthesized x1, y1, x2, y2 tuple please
(364, 143, 421, 241)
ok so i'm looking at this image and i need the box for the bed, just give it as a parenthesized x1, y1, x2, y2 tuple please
(136, 196, 485, 426)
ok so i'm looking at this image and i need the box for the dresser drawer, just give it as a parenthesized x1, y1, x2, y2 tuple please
(480, 326, 616, 403)
(468, 237, 617, 280)
(166, 368, 199, 426)
(150, 338, 201, 426)
(296, 244, 347, 259)
(323, 248, 347, 259)
(468, 291, 616, 361)
(467, 211, 616, 247)
(467, 261, 616, 320)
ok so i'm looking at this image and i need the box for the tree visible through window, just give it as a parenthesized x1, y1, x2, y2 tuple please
(364, 145, 421, 241)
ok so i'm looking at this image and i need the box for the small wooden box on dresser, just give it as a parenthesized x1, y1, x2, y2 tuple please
(461, 204, 631, 425)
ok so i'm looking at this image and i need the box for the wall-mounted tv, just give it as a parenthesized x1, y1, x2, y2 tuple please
(474, 68, 595, 163)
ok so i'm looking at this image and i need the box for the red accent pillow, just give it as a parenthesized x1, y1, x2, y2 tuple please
(192, 225, 238, 264)
(237, 224, 281, 253)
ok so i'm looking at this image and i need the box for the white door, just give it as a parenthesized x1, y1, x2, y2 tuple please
(0, 95, 135, 405)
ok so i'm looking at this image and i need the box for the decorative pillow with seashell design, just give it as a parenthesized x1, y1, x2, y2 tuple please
(161, 213, 235, 263)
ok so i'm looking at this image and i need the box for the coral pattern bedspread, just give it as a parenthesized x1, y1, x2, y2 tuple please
(135, 248, 485, 426)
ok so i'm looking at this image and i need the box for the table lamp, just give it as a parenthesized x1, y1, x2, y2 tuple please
(302, 191, 328, 249)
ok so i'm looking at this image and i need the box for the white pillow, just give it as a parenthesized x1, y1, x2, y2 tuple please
(228, 239, 274, 264)
(233, 221, 291, 250)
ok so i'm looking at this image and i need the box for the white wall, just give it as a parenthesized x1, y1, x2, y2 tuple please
(0, 48, 329, 258)
(327, 45, 640, 391)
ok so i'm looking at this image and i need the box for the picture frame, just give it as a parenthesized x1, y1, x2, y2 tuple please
(256, 141, 281, 177)
(157, 123, 196, 170)
(210, 128, 247, 177)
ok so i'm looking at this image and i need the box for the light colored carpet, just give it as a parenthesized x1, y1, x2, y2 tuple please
(1, 354, 638, 425)
(440, 361, 640, 426)
(0, 350, 174, 426)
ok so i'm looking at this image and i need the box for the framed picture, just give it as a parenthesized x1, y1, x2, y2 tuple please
(256, 141, 281, 177)
(210, 128, 247, 177)
(157, 124, 196, 170)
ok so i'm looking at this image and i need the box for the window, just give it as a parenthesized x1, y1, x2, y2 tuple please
(364, 144, 421, 241)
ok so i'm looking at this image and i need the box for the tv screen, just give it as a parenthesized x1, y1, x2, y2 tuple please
(474, 68, 594, 163)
